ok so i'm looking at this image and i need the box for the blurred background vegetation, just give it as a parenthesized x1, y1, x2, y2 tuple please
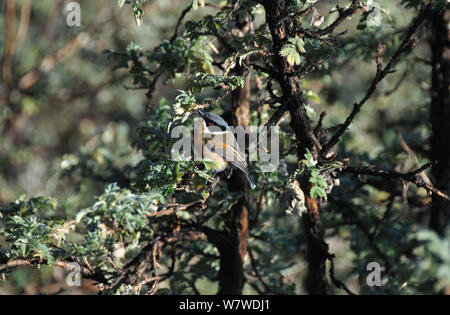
(0, 0, 448, 294)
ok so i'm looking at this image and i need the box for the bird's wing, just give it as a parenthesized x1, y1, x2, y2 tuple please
(207, 132, 250, 175)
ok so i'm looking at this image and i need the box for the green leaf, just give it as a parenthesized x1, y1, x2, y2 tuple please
(280, 45, 301, 66)
(280, 36, 306, 66)
(290, 36, 306, 54)
(34, 242, 55, 264)
(21, 244, 27, 257)
(310, 186, 327, 200)
(303, 149, 316, 167)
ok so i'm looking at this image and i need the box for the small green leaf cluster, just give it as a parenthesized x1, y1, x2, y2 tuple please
(189, 73, 244, 93)
(1, 197, 60, 264)
(280, 36, 306, 66)
(296, 150, 342, 200)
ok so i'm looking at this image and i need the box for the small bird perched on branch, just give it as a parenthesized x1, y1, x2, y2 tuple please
(195, 109, 256, 189)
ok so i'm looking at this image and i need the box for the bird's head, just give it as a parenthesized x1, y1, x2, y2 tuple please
(197, 109, 229, 131)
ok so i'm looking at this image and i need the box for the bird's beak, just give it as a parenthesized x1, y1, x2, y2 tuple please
(197, 109, 205, 119)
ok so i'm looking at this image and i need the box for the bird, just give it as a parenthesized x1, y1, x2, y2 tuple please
(194, 109, 256, 189)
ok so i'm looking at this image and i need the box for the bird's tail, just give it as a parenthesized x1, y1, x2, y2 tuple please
(245, 173, 256, 190)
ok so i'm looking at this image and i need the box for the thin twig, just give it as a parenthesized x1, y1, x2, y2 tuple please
(342, 163, 450, 201)
(321, 4, 431, 156)
(248, 247, 272, 294)
(169, 4, 193, 43)
(327, 253, 357, 295)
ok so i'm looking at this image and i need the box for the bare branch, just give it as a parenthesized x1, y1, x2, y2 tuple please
(315, 0, 362, 36)
(342, 163, 450, 201)
(169, 4, 193, 43)
(327, 253, 357, 295)
(321, 4, 431, 156)
(0, 258, 108, 284)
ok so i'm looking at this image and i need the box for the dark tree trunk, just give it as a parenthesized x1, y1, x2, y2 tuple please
(217, 68, 251, 296)
(217, 13, 252, 295)
(262, 0, 328, 294)
(429, 8, 450, 236)
(303, 212, 328, 294)
(216, 198, 249, 295)
(302, 181, 328, 295)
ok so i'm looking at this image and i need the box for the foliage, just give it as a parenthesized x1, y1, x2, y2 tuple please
(280, 36, 306, 66)
(1, 0, 448, 295)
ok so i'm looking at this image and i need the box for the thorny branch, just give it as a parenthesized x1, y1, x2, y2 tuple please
(321, 3, 432, 157)
(0, 258, 109, 285)
(343, 163, 450, 201)
(0, 178, 219, 294)
(315, 0, 362, 36)
(326, 253, 356, 295)
(247, 246, 272, 294)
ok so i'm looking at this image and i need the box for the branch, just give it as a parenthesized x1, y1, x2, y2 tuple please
(342, 163, 450, 201)
(315, 0, 361, 36)
(224, 0, 245, 20)
(326, 253, 356, 295)
(314, 111, 327, 136)
(298, 1, 323, 19)
(150, 177, 220, 217)
(248, 63, 278, 77)
(247, 247, 272, 294)
(321, 4, 431, 156)
(169, 4, 193, 43)
(384, 69, 408, 96)
(107, 231, 207, 293)
(0, 258, 108, 284)
(264, 104, 288, 128)
(329, 198, 393, 273)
